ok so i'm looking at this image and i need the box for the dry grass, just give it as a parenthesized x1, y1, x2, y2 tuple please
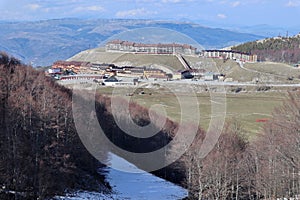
(69, 49, 126, 63)
(113, 53, 183, 71)
(132, 91, 285, 137)
(70, 49, 300, 83)
(244, 62, 300, 79)
(96, 85, 287, 138)
(183, 56, 300, 83)
(69, 48, 184, 71)
(183, 56, 258, 81)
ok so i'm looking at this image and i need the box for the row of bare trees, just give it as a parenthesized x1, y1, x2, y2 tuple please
(0, 52, 109, 199)
(183, 93, 300, 199)
(89, 77, 299, 199)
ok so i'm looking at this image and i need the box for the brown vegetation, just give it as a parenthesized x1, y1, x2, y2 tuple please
(251, 92, 300, 199)
(232, 35, 300, 63)
(0, 52, 109, 199)
(184, 93, 300, 199)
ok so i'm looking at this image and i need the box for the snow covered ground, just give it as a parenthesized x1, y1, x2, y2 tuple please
(53, 153, 188, 200)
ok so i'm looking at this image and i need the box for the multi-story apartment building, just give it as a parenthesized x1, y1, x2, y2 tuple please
(105, 40, 197, 55)
(202, 50, 257, 62)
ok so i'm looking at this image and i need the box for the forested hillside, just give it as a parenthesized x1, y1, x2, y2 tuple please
(232, 34, 300, 63)
(0, 52, 109, 199)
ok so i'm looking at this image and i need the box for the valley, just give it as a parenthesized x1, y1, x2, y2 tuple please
(1, 15, 300, 200)
(55, 40, 300, 138)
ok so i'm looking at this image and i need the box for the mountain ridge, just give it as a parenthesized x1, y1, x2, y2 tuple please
(0, 18, 263, 66)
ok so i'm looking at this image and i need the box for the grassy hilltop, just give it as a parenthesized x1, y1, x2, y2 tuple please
(68, 47, 184, 72)
(70, 47, 300, 83)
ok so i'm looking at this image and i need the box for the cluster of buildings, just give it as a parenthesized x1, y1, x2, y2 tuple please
(50, 61, 92, 74)
(48, 60, 234, 84)
(105, 40, 257, 62)
(201, 50, 257, 62)
(115, 66, 168, 79)
(47, 61, 170, 81)
(47, 40, 259, 85)
(105, 40, 197, 55)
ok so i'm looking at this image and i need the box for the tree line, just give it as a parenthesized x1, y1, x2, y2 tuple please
(182, 92, 300, 199)
(0, 52, 109, 199)
(232, 35, 300, 63)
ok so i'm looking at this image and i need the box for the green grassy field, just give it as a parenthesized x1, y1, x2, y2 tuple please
(96, 85, 287, 138)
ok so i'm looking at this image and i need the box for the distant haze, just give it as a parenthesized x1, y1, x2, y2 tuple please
(0, 19, 263, 66)
(100, 27, 205, 51)
(0, 0, 299, 66)
(0, 0, 299, 29)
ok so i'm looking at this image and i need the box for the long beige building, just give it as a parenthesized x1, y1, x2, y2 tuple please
(105, 40, 197, 55)
(202, 50, 257, 62)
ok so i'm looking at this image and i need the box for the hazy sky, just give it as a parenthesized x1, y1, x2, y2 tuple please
(0, 0, 299, 27)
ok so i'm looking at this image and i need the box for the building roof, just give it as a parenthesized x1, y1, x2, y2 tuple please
(104, 76, 119, 82)
(204, 72, 216, 76)
(106, 40, 197, 50)
(107, 39, 123, 44)
(203, 49, 250, 55)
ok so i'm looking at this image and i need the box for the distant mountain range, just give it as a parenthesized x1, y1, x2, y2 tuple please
(0, 18, 264, 66)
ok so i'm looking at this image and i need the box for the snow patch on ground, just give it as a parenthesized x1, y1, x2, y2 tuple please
(53, 191, 115, 200)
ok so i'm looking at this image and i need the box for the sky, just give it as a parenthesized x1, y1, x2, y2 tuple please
(0, 0, 299, 28)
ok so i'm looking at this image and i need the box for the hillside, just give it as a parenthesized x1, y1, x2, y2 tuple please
(0, 53, 110, 199)
(69, 48, 184, 72)
(70, 46, 300, 83)
(231, 34, 300, 63)
(0, 18, 263, 66)
(183, 56, 300, 83)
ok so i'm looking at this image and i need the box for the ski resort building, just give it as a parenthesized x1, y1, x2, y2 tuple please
(105, 40, 197, 55)
(202, 50, 257, 62)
